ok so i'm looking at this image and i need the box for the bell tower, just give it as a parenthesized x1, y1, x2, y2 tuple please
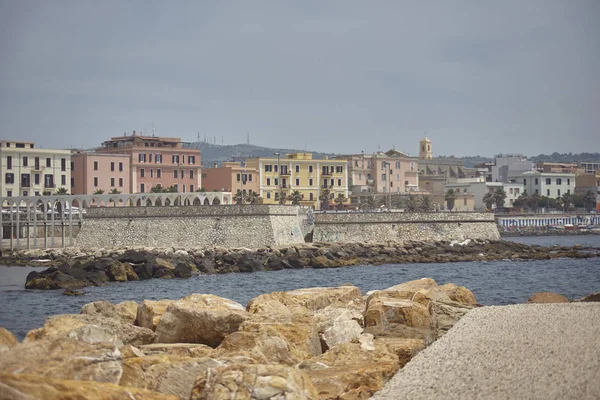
(419, 137, 432, 160)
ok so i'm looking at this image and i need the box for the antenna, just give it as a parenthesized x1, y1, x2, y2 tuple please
(247, 132, 250, 145)
(197, 132, 200, 141)
(152, 122, 156, 136)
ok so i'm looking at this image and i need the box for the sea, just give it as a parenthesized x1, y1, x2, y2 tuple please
(1, 236, 599, 340)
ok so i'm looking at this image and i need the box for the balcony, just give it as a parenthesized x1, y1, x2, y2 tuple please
(44, 183, 56, 189)
(280, 170, 291, 176)
(321, 170, 332, 176)
(21, 182, 31, 188)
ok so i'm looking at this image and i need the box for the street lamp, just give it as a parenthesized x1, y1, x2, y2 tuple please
(273, 152, 281, 203)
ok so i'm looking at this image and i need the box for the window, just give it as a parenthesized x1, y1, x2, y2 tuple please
(396, 174, 400, 181)
(535, 178, 538, 185)
(139, 153, 146, 163)
(119, 178, 123, 187)
(174, 170, 178, 179)
(140, 183, 145, 193)
(46, 158, 51, 167)
(111, 178, 115, 186)
(93, 177, 98, 186)
(248, 174, 252, 182)
(509, 188, 513, 194)
(266, 192, 271, 199)
(309, 178, 313, 186)
(567, 178, 570, 185)
(34, 157, 40, 169)
(274, 165, 278, 172)
(111, 162, 115, 171)
(71, 177, 74, 187)
(274, 192, 279, 200)
(172, 155, 180, 164)
(296, 178, 300, 186)
(309, 165, 313, 173)
(71, 161, 74, 171)
(323, 180, 327, 188)
(556, 178, 562, 185)
(6, 190, 11, 197)
(265, 165, 272, 172)
(274, 178, 279, 186)
(523, 179, 527, 185)
(7, 156, 12, 169)
(34, 174, 40, 185)
(396, 162, 401, 169)
(547, 189, 550, 196)
(186, 169, 192, 179)
(515, 188, 520, 195)
(338, 178, 342, 186)
(309, 193, 314, 201)
(330, 166, 335, 173)
(155, 154, 162, 163)
(336, 166, 343, 173)
(61, 175, 66, 186)
(23, 156, 28, 167)
(180, 170, 185, 179)
(5, 173, 14, 184)
(43, 174, 52, 188)
(330, 179, 334, 187)
(382, 174, 386, 181)
(267, 178, 271, 185)
(425, 182, 430, 190)
(119, 162, 123, 171)
(61, 158, 66, 172)
(157, 169, 162, 178)
(535, 189, 538, 194)
(546, 178, 551, 185)
(237, 173, 241, 182)
(93, 161, 98, 170)
(190, 184, 194, 192)
(295, 165, 300, 173)
(557, 189, 561, 196)
(189, 156, 195, 165)
(140, 169, 145, 178)
(149, 154, 153, 163)
(150, 169, 154, 178)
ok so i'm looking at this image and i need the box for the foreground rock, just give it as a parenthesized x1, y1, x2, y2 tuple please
(81, 300, 139, 324)
(137, 299, 175, 331)
(0, 373, 178, 400)
(0, 328, 19, 354)
(527, 292, 569, 303)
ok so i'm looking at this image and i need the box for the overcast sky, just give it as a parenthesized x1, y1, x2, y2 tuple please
(1, 1, 599, 157)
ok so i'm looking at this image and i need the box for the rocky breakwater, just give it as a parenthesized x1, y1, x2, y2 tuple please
(1, 239, 598, 291)
(0, 279, 479, 399)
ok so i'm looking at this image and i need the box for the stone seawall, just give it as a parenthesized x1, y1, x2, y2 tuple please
(74, 205, 306, 249)
(313, 212, 500, 243)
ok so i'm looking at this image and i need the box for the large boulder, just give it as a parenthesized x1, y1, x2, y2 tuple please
(139, 343, 214, 358)
(439, 283, 478, 305)
(285, 285, 362, 310)
(365, 296, 432, 328)
(314, 306, 363, 351)
(576, 292, 600, 302)
(0, 373, 178, 400)
(364, 323, 436, 345)
(217, 330, 304, 365)
(0, 327, 18, 353)
(80, 300, 138, 324)
(155, 294, 249, 346)
(190, 364, 318, 400)
(0, 338, 123, 383)
(429, 301, 474, 338)
(382, 278, 439, 297)
(24, 314, 156, 346)
(527, 292, 569, 303)
(137, 300, 175, 331)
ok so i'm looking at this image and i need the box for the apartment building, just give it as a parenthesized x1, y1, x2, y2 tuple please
(71, 151, 131, 194)
(445, 179, 524, 210)
(201, 162, 260, 195)
(492, 154, 534, 183)
(516, 171, 575, 199)
(244, 153, 348, 209)
(96, 131, 201, 193)
(0, 140, 71, 197)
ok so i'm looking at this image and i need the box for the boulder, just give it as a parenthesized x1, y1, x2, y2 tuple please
(137, 300, 175, 331)
(217, 330, 303, 365)
(107, 261, 128, 281)
(0, 373, 178, 400)
(139, 343, 214, 358)
(155, 294, 249, 347)
(154, 257, 175, 270)
(0, 338, 123, 383)
(285, 285, 362, 310)
(364, 323, 436, 345)
(190, 364, 318, 400)
(0, 327, 18, 353)
(24, 314, 156, 346)
(314, 307, 363, 351)
(576, 292, 600, 302)
(365, 296, 432, 328)
(430, 301, 474, 338)
(81, 300, 138, 324)
(527, 292, 569, 303)
(439, 283, 478, 305)
(383, 278, 438, 296)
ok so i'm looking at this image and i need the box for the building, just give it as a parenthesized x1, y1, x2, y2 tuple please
(516, 171, 575, 199)
(96, 131, 201, 194)
(579, 161, 600, 174)
(0, 140, 71, 197)
(445, 179, 524, 210)
(201, 162, 260, 197)
(535, 162, 582, 174)
(491, 154, 534, 183)
(71, 151, 131, 194)
(244, 152, 348, 209)
(575, 173, 600, 211)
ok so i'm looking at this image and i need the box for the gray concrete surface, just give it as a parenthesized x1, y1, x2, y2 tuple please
(372, 303, 600, 400)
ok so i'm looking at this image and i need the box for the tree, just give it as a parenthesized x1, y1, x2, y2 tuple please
(582, 190, 597, 212)
(560, 193, 573, 211)
(334, 193, 348, 210)
(482, 192, 495, 210)
(419, 195, 434, 212)
(360, 194, 376, 211)
(150, 184, 165, 193)
(196, 187, 206, 193)
(109, 188, 122, 194)
(494, 187, 507, 210)
(245, 191, 262, 204)
(56, 187, 69, 195)
(319, 188, 331, 210)
(288, 190, 303, 205)
(405, 195, 420, 212)
(445, 189, 456, 210)
(233, 189, 244, 205)
(93, 189, 104, 195)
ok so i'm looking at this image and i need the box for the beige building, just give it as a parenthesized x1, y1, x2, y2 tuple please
(0, 140, 71, 197)
(71, 151, 131, 194)
(245, 153, 348, 209)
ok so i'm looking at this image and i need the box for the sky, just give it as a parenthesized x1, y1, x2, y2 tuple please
(1, 1, 599, 157)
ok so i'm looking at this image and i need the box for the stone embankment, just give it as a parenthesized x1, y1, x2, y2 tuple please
(0, 279, 479, 399)
(0, 239, 598, 291)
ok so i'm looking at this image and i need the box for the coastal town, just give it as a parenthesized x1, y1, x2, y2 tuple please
(1, 132, 598, 215)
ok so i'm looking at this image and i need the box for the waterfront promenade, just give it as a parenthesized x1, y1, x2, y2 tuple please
(372, 303, 600, 400)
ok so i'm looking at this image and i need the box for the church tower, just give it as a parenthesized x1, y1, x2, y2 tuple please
(419, 137, 433, 160)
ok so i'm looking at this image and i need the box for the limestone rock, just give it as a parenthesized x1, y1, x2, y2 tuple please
(0, 373, 178, 400)
(0, 328, 18, 352)
(527, 292, 569, 303)
(0, 338, 123, 383)
(81, 300, 138, 324)
(376, 337, 426, 368)
(190, 364, 318, 400)
(286, 285, 362, 310)
(383, 278, 438, 296)
(315, 307, 363, 351)
(217, 330, 303, 365)
(137, 299, 175, 331)
(107, 261, 129, 281)
(155, 294, 249, 346)
(155, 257, 175, 270)
(139, 343, 214, 358)
(439, 283, 478, 305)
(246, 292, 308, 322)
(365, 297, 432, 328)
(412, 287, 454, 306)
(24, 314, 156, 346)
(430, 301, 474, 338)
(364, 323, 436, 345)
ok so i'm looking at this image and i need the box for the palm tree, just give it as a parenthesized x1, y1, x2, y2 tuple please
(560, 193, 573, 212)
(494, 188, 507, 210)
(445, 189, 456, 210)
(55, 187, 69, 195)
(245, 191, 261, 204)
(319, 188, 331, 210)
(482, 192, 495, 210)
(288, 190, 303, 205)
(582, 190, 596, 212)
(405, 194, 420, 212)
(93, 189, 104, 195)
(419, 195, 434, 212)
(109, 188, 122, 194)
(233, 189, 244, 205)
(334, 193, 348, 210)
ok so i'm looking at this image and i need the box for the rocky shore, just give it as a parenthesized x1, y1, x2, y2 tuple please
(1, 280, 597, 399)
(0, 239, 598, 291)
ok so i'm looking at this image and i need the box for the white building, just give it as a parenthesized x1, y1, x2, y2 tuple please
(0, 140, 72, 197)
(445, 180, 524, 210)
(492, 154, 534, 183)
(515, 171, 575, 199)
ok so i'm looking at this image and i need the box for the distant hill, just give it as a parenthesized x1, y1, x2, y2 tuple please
(436, 156, 494, 168)
(184, 142, 336, 167)
(528, 152, 600, 163)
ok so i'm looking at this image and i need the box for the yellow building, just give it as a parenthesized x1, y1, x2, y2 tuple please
(245, 153, 348, 209)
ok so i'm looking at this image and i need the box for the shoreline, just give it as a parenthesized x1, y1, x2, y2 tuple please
(1, 239, 599, 291)
(500, 229, 600, 237)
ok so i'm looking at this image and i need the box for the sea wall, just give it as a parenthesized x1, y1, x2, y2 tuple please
(74, 205, 306, 249)
(313, 212, 500, 243)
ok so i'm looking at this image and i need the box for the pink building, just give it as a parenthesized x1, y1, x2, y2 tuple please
(71, 151, 131, 194)
(96, 131, 201, 193)
(202, 162, 260, 195)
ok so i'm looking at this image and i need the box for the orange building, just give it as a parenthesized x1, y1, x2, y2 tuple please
(71, 151, 131, 194)
(202, 162, 260, 196)
(96, 131, 201, 194)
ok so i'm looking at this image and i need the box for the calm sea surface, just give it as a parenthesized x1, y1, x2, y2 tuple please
(1, 236, 599, 339)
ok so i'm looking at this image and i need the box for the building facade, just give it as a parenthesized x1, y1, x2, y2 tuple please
(516, 171, 575, 199)
(491, 154, 534, 183)
(445, 179, 524, 210)
(0, 140, 71, 197)
(96, 131, 201, 194)
(245, 153, 348, 209)
(71, 151, 131, 194)
(201, 162, 260, 196)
